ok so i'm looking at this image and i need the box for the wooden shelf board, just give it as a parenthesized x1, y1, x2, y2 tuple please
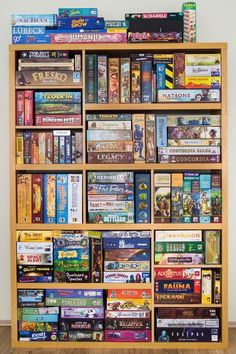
(15, 85, 83, 90)
(11, 340, 226, 350)
(15, 163, 222, 171)
(16, 126, 83, 130)
(154, 304, 222, 308)
(16, 223, 222, 230)
(10, 42, 227, 52)
(17, 283, 152, 290)
(85, 103, 222, 111)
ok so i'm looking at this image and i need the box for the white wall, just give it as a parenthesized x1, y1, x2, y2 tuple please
(0, 0, 235, 322)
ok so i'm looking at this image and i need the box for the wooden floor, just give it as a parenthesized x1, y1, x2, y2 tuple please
(0, 327, 235, 354)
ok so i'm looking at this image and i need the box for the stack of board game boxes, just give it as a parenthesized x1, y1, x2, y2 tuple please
(16, 230, 103, 284)
(17, 289, 105, 342)
(84, 113, 221, 164)
(87, 171, 151, 224)
(85, 53, 221, 103)
(105, 289, 152, 342)
(11, 4, 197, 45)
(155, 307, 220, 342)
(154, 172, 222, 224)
(102, 231, 151, 283)
(154, 230, 221, 305)
(17, 174, 82, 224)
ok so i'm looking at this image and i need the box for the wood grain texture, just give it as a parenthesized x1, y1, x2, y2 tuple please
(0, 327, 235, 354)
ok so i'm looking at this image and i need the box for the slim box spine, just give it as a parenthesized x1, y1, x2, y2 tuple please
(133, 114, 145, 163)
(174, 53, 185, 88)
(43, 174, 56, 224)
(120, 58, 130, 103)
(135, 173, 151, 223)
(146, 114, 156, 162)
(16, 132, 24, 164)
(213, 270, 221, 304)
(97, 55, 108, 103)
(71, 133, 76, 163)
(141, 61, 152, 103)
(16, 91, 25, 125)
(56, 174, 68, 224)
(154, 173, 171, 223)
(38, 132, 46, 164)
(201, 269, 212, 304)
(59, 136, 65, 164)
(30, 132, 39, 164)
(108, 58, 120, 103)
(156, 116, 167, 147)
(131, 61, 141, 103)
(75, 132, 83, 164)
(91, 237, 103, 283)
(24, 90, 34, 126)
(85, 54, 97, 103)
(32, 174, 43, 223)
(65, 135, 72, 164)
(45, 132, 53, 164)
(53, 136, 59, 164)
(171, 173, 184, 223)
(68, 174, 82, 223)
(23, 131, 31, 164)
(17, 174, 32, 223)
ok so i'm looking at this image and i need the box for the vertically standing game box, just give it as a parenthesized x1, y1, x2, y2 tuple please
(135, 173, 151, 223)
(56, 174, 68, 224)
(44, 174, 56, 224)
(146, 114, 156, 162)
(98, 55, 108, 103)
(17, 174, 32, 223)
(133, 114, 145, 163)
(120, 57, 131, 103)
(154, 173, 171, 223)
(32, 174, 43, 223)
(183, 2, 197, 43)
(108, 58, 119, 103)
(90, 236, 103, 283)
(131, 61, 141, 103)
(68, 174, 83, 223)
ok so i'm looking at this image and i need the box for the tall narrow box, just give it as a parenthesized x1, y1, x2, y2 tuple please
(56, 174, 68, 224)
(43, 174, 56, 224)
(68, 174, 82, 223)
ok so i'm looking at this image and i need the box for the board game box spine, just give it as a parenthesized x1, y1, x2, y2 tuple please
(158, 89, 220, 102)
(104, 249, 150, 262)
(103, 237, 150, 249)
(35, 114, 82, 126)
(30, 133, 39, 164)
(59, 330, 103, 342)
(105, 310, 150, 319)
(154, 267, 201, 280)
(86, 114, 132, 121)
(128, 32, 182, 43)
(56, 174, 68, 224)
(53, 136, 59, 164)
(20, 50, 69, 59)
(120, 57, 130, 103)
(87, 152, 133, 164)
(168, 139, 221, 147)
(35, 103, 81, 115)
(105, 318, 151, 330)
(213, 270, 221, 304)
(17, 174, 32, 223)
(185, 76, 221, 89)
(204, 230, 221, 264)
(185, 65, 221, 77)
(131, 61, 141, 103)
(11, 14, 58, 26)
(16, 133, 24, 164)
(145, 114, 156, 162)
(183, 2, 197, 43)
(32, 174, 43, 223)
(90, 237, 102, 283)
(59, 319, 104, 331)
(16, 71, 82, 87)
(88, 200, 134, 213)
(154, 253, 204, 265)
(88, 212, 134, 224)
(159, 155, 221, 164)
(18, 330, 58, 342)
(133, 114, 145, 162)
(107, 289, 151, 299)
(141, 60, 152, 103)
(47, 297, 102, 307)
(105, 20, 128, 28)
(105, 329, 151, 342)
(68, 174, 83, 224)
(65, 135, 71, 164)
(45, 132, 53, 164)
(58, 8, 98, 17)
(35, 91, 81, 104)
(156, 116, 167, 147)
(75, 54, 81, 71)
(108, 58, 119, 103)
(155, 241, 204, 253)
(38, 132, 46, 164)
(202, 269, 212, 304)
(24, 90, 33, 126)
(88, 120, 131, 130)
(156, 318, 219, 328)
(87, 183, 134, 197)
(85, 54, 97, 103)
(104, 260, 150, 272)
(154, 173, 171, 223)
(58, 17, 104, 29)
(106, 298, 151, 311)
(54, 248, 89, 261)
(16, 91, 25, 125)
(174, 52, 185, 88)
(87, 130, 133, 141)
(135, 173, 151, 223)
(43, 174, 56, 224)
(102, 230, 150, 238)
(155, 327, 219, 342)
(97, 55, 108, 103)
(87, 141, 133, 152)
(71, 134, 76, 163)
(17, 241, 53, 254)
(104, 271, 150, 283)
(155, 279, 201, 294)
(45, 289, 103, 299)
(154, 292, 201, 304)
(60, 307, 104, 319)
(18, 313, 58, 323)
(51, 33, 127, 44)
(87, 171, 134, 184)
(75, 132, 83, 164)
(23, 137, 32, 162)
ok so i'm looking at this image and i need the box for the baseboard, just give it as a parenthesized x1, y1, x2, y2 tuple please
(0, 320, 10, 326)
(229, 321, 236, 328)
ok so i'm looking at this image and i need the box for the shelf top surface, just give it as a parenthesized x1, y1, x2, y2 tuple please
(9, 42, 227, 51)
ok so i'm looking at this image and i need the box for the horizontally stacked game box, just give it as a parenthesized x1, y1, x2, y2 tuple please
(154, 230, 221, 304)
(17, 289, 105, 341)
(16, 230, 102, 283)
(85, 53, 221, 103)
(11, 4, 196, 44)
(87, 172, 151, 224)
(86, 113, 221, 164)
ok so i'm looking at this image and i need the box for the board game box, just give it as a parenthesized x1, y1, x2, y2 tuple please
(107, 289, 152, 299)
(158, 89, 220, 102)
(105, 310, 150, 319)
(104, 249, 150, 262)
(59, 330, 104, 341)
(106, 298, 151, 311)
(60, 307, 104, 319)
(104, 271, 150, 283)
(103, 238, 150, 249)
(105, 318, 151, 330)
(59, 319, 104, 331)
(16, 71, 82, 86)
(105, 329, 151, 342)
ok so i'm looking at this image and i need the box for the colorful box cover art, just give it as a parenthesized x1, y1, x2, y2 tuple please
(17, 174, 32, 223)
(145, 114, 156, 162)
(108, 58, 119, 103)
(97, 55, 108, 103)
(135, 173, 151, 223)
(154, 173, 171, 223)
(105, 329, 151, 342)
(133, 114, 145, 163)
(120, 57, 130, 103)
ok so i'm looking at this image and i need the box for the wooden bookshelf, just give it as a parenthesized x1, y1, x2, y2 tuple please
(9, 42, 228, 349)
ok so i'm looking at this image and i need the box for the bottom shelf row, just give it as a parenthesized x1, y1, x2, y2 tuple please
(18, 288, 221, 343)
